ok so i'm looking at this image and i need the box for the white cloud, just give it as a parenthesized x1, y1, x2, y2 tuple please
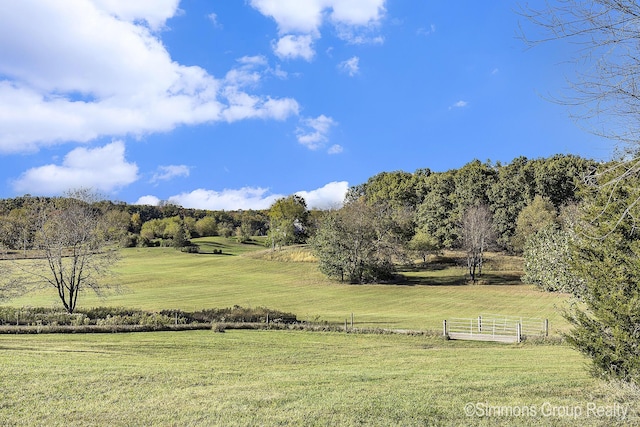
(328, 144, 344, 154)
(168, 187, 284, 210)
(338, 56, 360, 76)
(150, 165, 190, 183)
(0, 0, 300, 153)
(207, 12, 222, 29)
(296, 181, 348, 209)
(296, 115, 336, 150)
(417, 24, 436, 36)
(135, 195, 161, 206)
(272, 35, 315, 61)
(141, 181, 349, 210)
(450, 100, 469, 110)
(250, 0, 386, 59)
(13, 141, 139, 195)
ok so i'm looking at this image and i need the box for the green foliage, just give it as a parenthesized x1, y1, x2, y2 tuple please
(267, 195, 309, 248)
(522, 226, 582, 293)
(408, 229, 440, 264)
(416, 171, 458, 247)
(355, 170, 424, 209)
(564, 165, 640, 385)
(195, 216, 218, 237)
(311, 200, 409, 283)
(0, 305, 297, 328)
(487, 156, 537, 248)
(512, 195, 557, 252)
(452, 159, 497, 217)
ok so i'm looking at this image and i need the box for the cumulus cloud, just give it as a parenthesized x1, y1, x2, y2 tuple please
(272, 35, 315, 61)
(0, 0, 300, 153)
(168, 187, 284, 210)
(91, 0, 180, 30)
(135, 195, 161, 206)
(12, 141, 139, 195)
(296, 115, 336, 150)
(140, 181, 349, 210)
(150, 165, 190, 183)
(338, 56, 360, 76)
(295, 181, 349, 209)
(250, 0, 386, 60)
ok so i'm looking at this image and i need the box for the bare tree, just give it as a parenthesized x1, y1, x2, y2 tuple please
(521, 1, 640, 227)
(460, 204, 495, 282)
(10, 190, 123, 313)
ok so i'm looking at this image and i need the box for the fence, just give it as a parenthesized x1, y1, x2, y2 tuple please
(443, 315, 548, 343)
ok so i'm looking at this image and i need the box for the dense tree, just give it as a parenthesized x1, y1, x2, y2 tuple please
(452, 160, 497, 217)
(356, 170, 423, 209)
(531, 155, 594, 209)
(522, 226, 583, 294)
(488, 156, 537, 249)
(416, 171, 457, 248)
(511, 195, 557, 253)
(311, 200, 410, 283)
(267, 195, 309, 249)
(563, 168, 640, 384)
(195, 216, 218, 237)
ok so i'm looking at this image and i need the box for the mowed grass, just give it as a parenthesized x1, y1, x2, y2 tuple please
(1, 330, 637, 426)
(7, 237, 570, 332)
(2, 239, 637, 426)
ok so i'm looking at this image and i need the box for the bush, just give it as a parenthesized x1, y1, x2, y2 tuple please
(0, 306, 298, 329)
(180, 244, 200, 254)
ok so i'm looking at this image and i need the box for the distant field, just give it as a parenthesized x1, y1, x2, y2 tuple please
(6, 237, 570, 333)
(1, 329, 637, 426)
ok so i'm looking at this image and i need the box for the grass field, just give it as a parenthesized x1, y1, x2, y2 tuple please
(7, 237, 570, 333)
(1, 330, 637, 426)
(3, 237, 625, 426)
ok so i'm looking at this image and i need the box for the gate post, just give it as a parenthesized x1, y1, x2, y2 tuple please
(516, 322, 522, 343)
(443, 319, 448, 337)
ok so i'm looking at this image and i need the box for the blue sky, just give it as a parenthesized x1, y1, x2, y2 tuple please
(0, 1, 610, 209)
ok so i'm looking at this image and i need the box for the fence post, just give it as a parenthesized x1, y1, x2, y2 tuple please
(516, 323, 522, 343)
(544, 319, 549, 337)
(351, 313, 354, 329)
(478, 316, 482, 333)
(345, 318, 348, 332)
(443, 319, 448, 337)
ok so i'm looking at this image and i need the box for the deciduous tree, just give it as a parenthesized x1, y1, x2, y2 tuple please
(10, 190, 124, 313)
(268, 195, 309, 249)
(460, 204, 495, 282)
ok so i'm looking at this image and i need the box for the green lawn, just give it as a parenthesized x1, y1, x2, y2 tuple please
(1, 330, 636, 426)
(7, 238, 570, 333)
(2, 239, 636, 426)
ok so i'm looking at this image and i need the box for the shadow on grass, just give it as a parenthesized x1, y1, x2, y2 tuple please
(395, 266, 523, 287)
